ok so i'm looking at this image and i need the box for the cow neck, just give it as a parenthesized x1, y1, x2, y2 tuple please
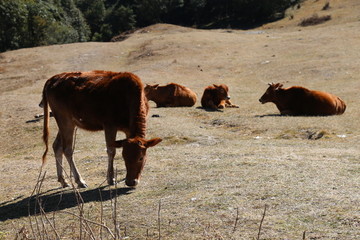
(273, 89, 287, 109)
(130, 117, 146, 138)
(129, 100, 147, 139)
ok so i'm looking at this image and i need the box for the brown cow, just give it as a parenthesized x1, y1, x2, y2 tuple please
(41, 70, 162, 188)
(259, 83, 346, 116)
(144, 83, 197, 107)
(201, 84, 239, 109)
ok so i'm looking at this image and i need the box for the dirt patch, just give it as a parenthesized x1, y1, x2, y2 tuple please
(276, 129, 329, 140)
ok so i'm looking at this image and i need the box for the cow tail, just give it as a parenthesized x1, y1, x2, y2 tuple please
(42, 91, 49, 166)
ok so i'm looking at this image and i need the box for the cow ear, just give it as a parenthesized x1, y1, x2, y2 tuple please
(275, 83, 283, 90)
(113, 139, 126, 148)
(145, 138, 162, 148)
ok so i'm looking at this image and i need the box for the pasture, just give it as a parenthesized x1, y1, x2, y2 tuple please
(0, 0, 359, 239)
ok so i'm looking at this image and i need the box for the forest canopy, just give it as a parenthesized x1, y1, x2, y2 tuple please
(0, 0, 300, 52)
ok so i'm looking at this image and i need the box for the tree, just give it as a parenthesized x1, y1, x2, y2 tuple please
(0, 0, 90, 52)
(77, 0, 106, 40)
(0, 0, 28, 51)
(134, 0, 184, 27)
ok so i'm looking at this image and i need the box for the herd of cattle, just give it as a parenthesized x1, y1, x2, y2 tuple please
(40, 70, 346, 188)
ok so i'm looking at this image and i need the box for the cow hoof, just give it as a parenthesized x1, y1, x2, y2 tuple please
(108, 178, 116, 186)
(59, 179, 70, 188)
(78, 182, 88, 188)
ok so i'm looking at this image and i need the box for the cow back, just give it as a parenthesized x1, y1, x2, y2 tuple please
(146, 83, 196, 107)
(44, 71, 148, 136)
(276, 86, 346, 115)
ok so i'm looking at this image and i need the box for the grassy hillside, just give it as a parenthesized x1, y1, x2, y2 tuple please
(0, 0, 359, 239)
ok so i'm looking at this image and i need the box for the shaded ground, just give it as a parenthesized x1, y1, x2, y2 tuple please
(0, 0, 359, 239)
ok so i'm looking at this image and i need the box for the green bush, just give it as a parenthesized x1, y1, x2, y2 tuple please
(0, 0, 28, 51)
(0, 0, 90, 52)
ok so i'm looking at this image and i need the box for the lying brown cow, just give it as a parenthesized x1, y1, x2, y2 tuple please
(41, 70, 162, 188)
(144, 83, 197, 107)
(201, 84, 239, 109)
(259, 83, 346, 116)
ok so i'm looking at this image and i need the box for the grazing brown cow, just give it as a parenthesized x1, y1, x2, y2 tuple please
(259, 83, 346, 116)
(201, 84, 239, 109)
(41, 70, 162, 188)
(144, 83, 197, 107)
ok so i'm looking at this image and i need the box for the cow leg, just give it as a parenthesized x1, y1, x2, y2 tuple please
(218, 100, 226, 109)
(225, 100, 239, 108)
(205, 100, 218, 109)
(53, 132, 69, 188)
(60, 126, 88, 188)
(104, 127, 117, 185)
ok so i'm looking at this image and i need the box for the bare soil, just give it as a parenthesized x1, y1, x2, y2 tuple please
(1, 0, 359, 239)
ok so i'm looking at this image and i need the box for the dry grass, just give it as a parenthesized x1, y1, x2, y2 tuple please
(1, 0, 360, 239)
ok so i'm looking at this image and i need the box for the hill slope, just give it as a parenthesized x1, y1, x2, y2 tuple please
(0, 0, 359, 239)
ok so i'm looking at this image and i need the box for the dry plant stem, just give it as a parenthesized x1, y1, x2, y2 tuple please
(35, 173, 46, 239)
(27, 170, 60, 240)
(49, 128, 95, 240)
(28, 168, 44, 240)
(232, 207, 240, 233)
(69, 128, 96, 239)
(113, 168, 121, 239)
(158, 199, 161, 240)
(38, 172, 61, 239)
(257, 204, 267, 240)
(36, 173, 50, 239)
(58, 210, 116, 239)
(98, 188, 104, 240)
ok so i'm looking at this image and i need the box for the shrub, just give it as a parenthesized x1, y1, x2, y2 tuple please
(299, 14, 331, 27)
(0, 0, 90, 52)
(322, 2, 330, 11)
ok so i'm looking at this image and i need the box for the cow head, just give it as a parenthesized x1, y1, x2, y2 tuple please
(259, 83, 283, 104)
(213, 84, 230, 101)
(114, 137, 162, 187)
(144, 84, 159, 100)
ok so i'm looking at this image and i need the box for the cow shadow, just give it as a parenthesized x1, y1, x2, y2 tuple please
(255, 113, 283, 118)
(255, 114, 328, 118)
(0, 186, 133, 222)
(196, 106, 223, 112)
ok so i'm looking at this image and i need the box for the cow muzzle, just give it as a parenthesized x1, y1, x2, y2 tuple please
(125, 178, 139, 187)
(226, 96, 231, 100)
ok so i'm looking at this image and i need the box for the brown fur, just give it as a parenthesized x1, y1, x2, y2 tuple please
(41, 70, 162, 188)
(201, 84, 239, 109)
(259, 83, 346, 116)
(145, 83, 197, 107)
